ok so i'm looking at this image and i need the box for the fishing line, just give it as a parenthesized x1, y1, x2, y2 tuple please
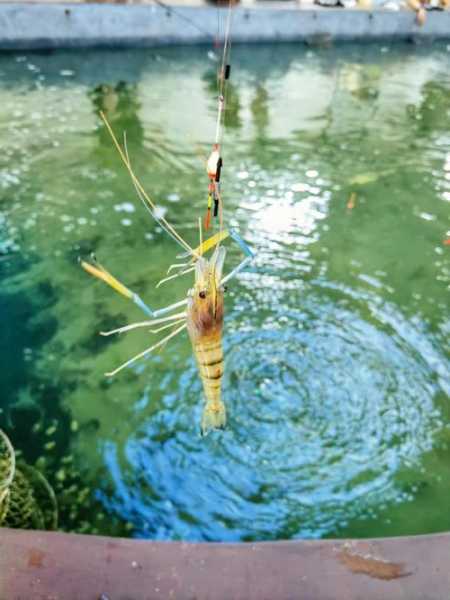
(204, 0, 233, 238)
(215, 1, 233, 146)
(153, 0, 215, 41)
(217, 0, 233, 237)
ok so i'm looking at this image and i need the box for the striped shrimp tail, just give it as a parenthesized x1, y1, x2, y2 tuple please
(201, 400, 226, 436)
(195, 338, 225, 435)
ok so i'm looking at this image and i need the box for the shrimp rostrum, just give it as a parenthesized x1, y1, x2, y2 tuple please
(81, 114, 253, 435)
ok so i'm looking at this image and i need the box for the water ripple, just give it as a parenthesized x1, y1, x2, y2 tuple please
(102, 285, 446, 541)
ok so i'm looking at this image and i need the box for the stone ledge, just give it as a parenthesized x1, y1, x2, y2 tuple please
(1, 528, 449, 599)
(0, 4, 449, 49)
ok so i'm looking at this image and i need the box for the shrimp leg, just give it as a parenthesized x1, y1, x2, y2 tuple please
(100, 311, 187, 336)
(220, 228, 254, 286)
(156, 266, 195, 289)
(158, 230, 230, 285)
(81, 256, 188, 318)
(105, 323, 187, 377)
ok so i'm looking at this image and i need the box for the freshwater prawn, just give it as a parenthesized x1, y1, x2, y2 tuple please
(81, 112, 253, 434)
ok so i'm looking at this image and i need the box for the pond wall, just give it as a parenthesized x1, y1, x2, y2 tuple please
(0, 4, 450, 49)
(1, 527, 449, 599)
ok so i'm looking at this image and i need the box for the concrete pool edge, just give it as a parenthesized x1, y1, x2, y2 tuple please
(0, 4, 450, 49)
(1, 528, 449, 599)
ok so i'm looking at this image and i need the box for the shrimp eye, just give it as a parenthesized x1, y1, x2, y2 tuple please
(199, 290, 207, 299)
(223, 285, 228, 292)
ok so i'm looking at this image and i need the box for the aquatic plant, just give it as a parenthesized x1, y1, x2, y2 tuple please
(0, 429, 58, 530)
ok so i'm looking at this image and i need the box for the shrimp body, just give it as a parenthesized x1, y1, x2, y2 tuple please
(187, 246, 226, 434)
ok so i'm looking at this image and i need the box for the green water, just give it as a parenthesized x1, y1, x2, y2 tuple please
(0, 42, 449, 541)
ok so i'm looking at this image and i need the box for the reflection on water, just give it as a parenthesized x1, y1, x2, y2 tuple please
(0, 43, 449, 541)
(89, 81, 144, 149)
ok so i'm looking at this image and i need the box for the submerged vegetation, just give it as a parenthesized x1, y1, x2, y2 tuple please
(0, 429, 57, 530)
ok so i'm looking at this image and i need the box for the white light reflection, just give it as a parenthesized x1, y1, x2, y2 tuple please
(253, 192, 329, 245)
